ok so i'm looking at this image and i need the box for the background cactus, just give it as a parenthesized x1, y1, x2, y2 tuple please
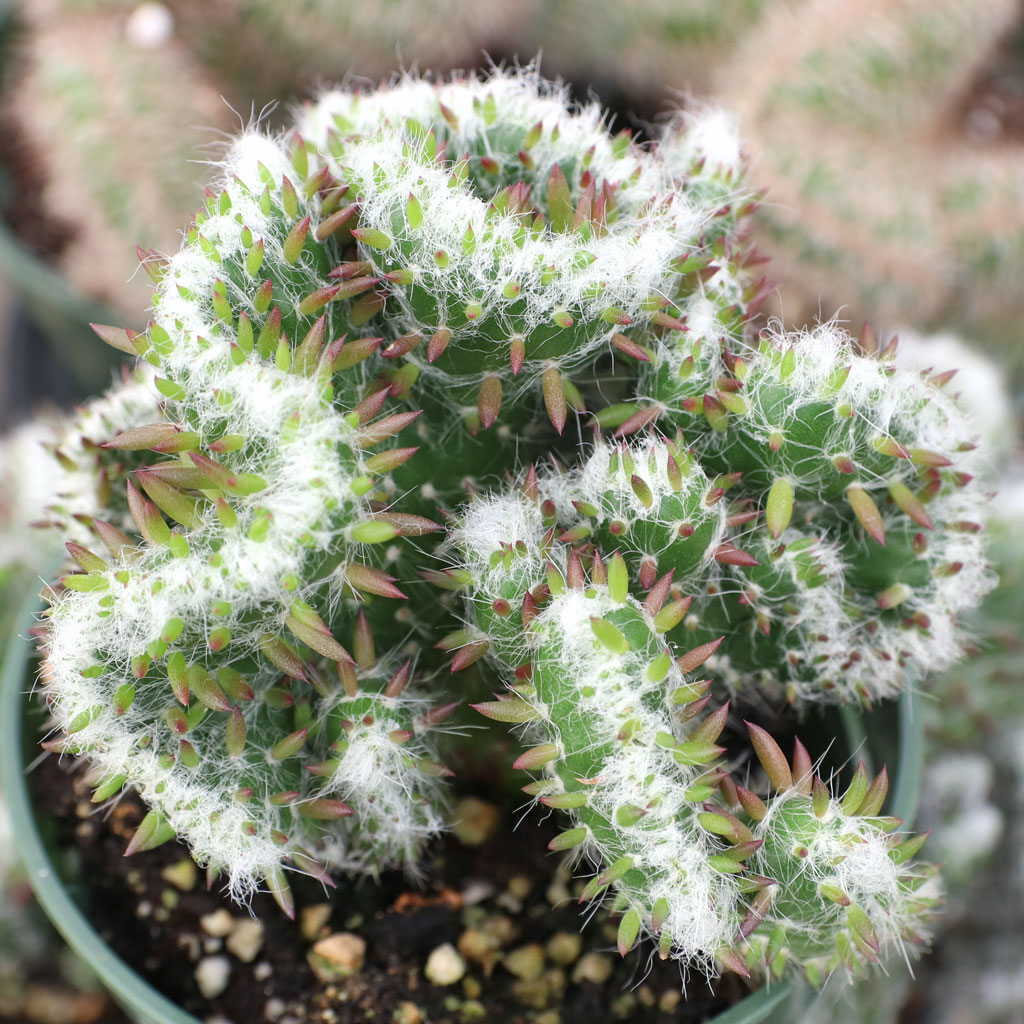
(2, 0, 237, 316)
(717, 0, 1024, 379)
(3, 68, 999, 1007)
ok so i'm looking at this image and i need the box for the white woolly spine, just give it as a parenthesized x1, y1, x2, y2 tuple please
(529, 588, 737, 967)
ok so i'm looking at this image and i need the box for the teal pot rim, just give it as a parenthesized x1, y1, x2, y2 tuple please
(0, 584, 925, 1024)
(1, 584, 198, 1024)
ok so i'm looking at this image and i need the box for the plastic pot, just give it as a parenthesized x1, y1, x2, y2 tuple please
(0, 584, 924, 1024)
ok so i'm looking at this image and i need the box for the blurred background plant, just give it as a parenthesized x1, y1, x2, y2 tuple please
(0, 1, 1022, 1021)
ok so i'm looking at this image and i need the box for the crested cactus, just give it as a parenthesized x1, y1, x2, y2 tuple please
(8, 68, 998, 1003)
(448, 480, 939, 981)
(630, 322, 994, 704)
(456, 490, 742, 970)
(41, 127, 450, 907)
(294, 72, 756, 437)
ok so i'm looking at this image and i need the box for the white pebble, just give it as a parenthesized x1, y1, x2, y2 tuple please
(195, 956, 232, 999)
(200, 909, 236, 938)
(424, 943, 466, 986)
(227, 919, 265, 963)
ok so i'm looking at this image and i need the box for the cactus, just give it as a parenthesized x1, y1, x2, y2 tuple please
(456, 489, 741, 970)
(449, 480, 938, 980)
(726, 726, 941, 983)
(294, 71, 756, 438)
(13, 69, 996, 997)
(40, 127, 451, 908)
(627, 322, 994, 704)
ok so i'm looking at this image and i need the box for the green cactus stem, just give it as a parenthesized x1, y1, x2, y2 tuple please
(294, 70, 757, 434)
(41, 128, 448, 907)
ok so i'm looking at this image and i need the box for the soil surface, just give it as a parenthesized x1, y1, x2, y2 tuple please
(31, 756, 757, 1024)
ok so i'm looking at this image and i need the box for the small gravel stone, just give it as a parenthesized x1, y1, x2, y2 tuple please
(507, 875, 532, 900)
(503, 943, 545, 982)
(457, 927, 500, 973)
(545, 932, 582, 966)
(226, 918, 265, 963)
(161, 858, 198, 891)
(544, 967, 566, 998)
(392, 1002, 423, 1024)
(611, 992, 636, 1017)
(200, 909, 236, 937)
(310, 932, 367, 978)
(265, 997, 286, 1021)
(450, 797, 500, 846)
(545, 876, 571, 906)
(178, 934, 200, 962)
(253, 961, 273, 981)
(572, 952, 613, 985)
(659, 989, 682, 1013)
(481, 914, 517, 946)
(194, 956, 232, 999)
(300, 903, 333, 941)
(424, 943, 466, 986)
(461, 880, 495, 906)
(511, 976, 552, 1010)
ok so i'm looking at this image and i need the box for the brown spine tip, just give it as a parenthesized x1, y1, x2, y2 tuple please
(477, 375, 503, 429)
(745, 721, 793, 792)
(542, 366, 567, 434)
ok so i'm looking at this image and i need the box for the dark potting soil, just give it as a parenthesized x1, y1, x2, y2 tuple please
(31, 756, 756, 1024)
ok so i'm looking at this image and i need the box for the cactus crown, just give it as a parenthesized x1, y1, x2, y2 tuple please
(30, 68, 992, 988)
